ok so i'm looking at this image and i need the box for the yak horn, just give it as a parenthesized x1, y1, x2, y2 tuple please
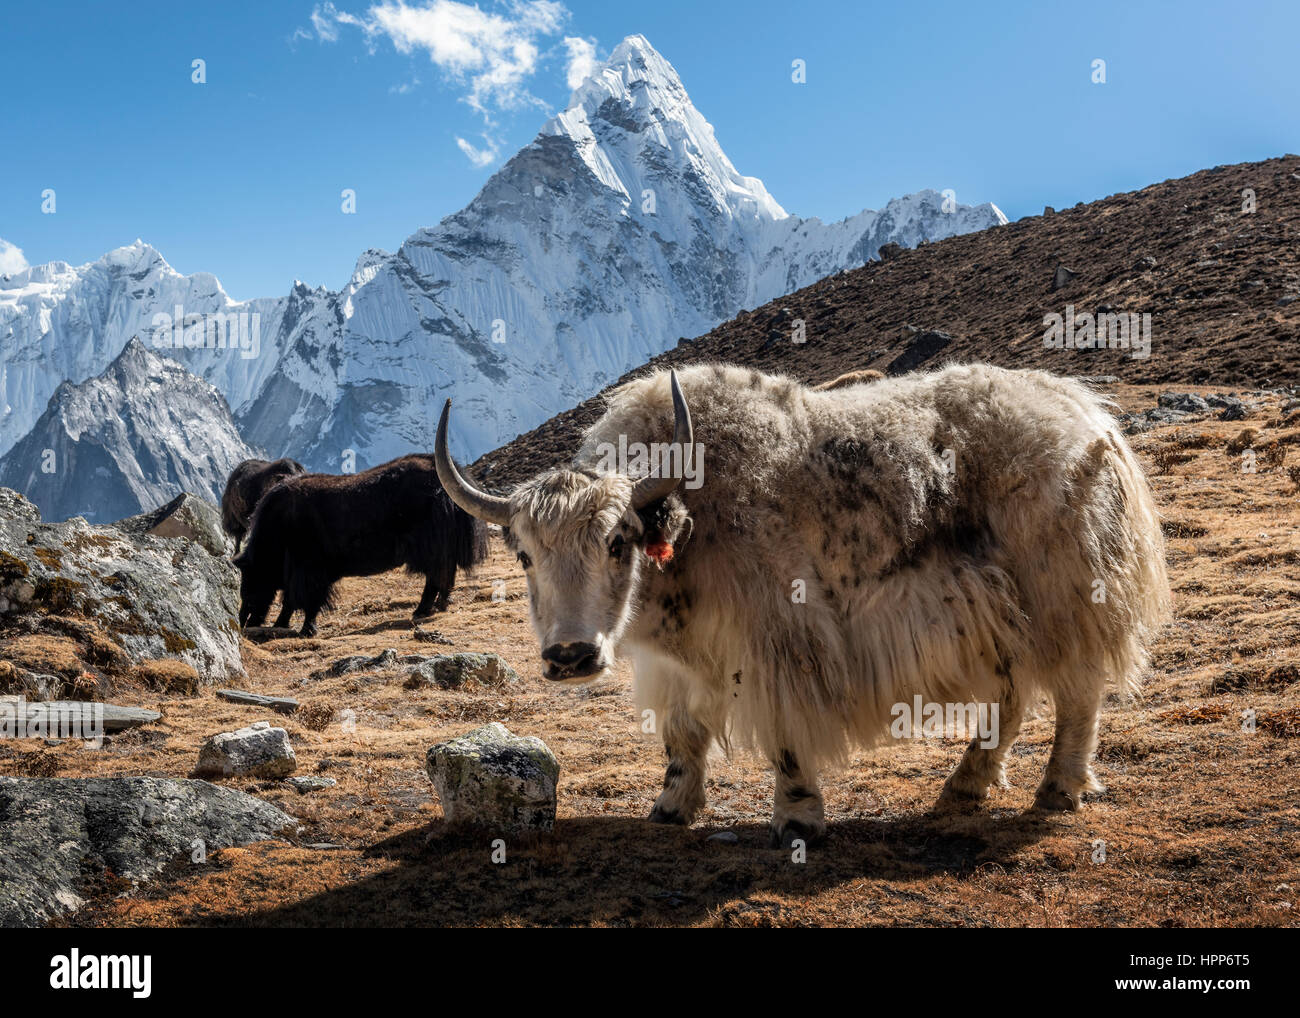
(631, 370, 694, 510)
(435, 399, 512, 526)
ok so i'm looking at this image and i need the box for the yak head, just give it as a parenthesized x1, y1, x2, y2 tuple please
(436, 371, 693, 684)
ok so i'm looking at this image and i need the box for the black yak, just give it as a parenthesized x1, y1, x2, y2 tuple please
(221, 458, 306, 553)
(233, 454, 489, 637)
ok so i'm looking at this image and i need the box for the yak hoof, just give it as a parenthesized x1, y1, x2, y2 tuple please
(769, 819, 824, 850)
(647, 804, 688, 826)
(1033, 782, 1081, 812)
(299, 623, 319, 638)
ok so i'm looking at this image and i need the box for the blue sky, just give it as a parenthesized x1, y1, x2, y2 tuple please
(1, 0, 1296, 299)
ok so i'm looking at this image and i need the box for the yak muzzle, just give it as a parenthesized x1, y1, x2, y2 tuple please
(541, 641, 602, 681)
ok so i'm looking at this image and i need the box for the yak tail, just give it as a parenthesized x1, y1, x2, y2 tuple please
(454, 511, 490, 571)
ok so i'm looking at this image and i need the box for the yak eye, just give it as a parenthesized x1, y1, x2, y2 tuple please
(609, 534, 625, 559)
(517, 551, 532, 569)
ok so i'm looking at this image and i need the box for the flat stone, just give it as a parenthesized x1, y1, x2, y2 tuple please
(216, 689, 299, 715)
(0, 699, 161, 737)
(707, 830, 740, 844)
(242, 626, 302, 643)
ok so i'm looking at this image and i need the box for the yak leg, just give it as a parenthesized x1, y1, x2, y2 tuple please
(648, 710, 710, 827)
(1034, 682, 1106, 811)
(413, 566, 454, 619)
(770, 750, 826, 848)
(272, 599, 294, 629)
(939, 680, 1025, 804)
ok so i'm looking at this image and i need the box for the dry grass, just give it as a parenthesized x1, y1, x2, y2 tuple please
(12, 384, 1300, 927)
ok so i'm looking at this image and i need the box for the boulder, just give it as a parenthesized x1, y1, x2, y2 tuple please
(0, 491, 243, 685)
(112, 492, 231, 557)
(877, 242, 903, 261)
(426, 722, 559, 834)
(195, 721, 297, 779)
(0, 776, 294, 927)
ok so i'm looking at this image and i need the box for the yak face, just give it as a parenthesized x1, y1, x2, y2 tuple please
(503, 472, 649, 683)
(435, 369, 695, 684)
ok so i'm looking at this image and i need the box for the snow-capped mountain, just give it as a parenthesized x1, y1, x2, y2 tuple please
(0, 337, 255, 523)
(0, 34, 1005, 474)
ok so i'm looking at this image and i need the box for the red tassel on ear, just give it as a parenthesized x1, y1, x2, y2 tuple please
(644, 539, 674, 565)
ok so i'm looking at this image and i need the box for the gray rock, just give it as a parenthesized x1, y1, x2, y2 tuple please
(0, 698, 161, 737)
(1158, 392, 1210, 413)
(0, 488, 40, 523)
(0, 776, 294, 927)
(1052, 264, 1079, 290)
(426, 722, 560, 834)
(404, 653, 519, 689)
(876, 242, 903, 261)
(216, 689, 299, 715)
(286, 775, 337, 794)
(112, 492, 231, 557)
(310, 648, 401, 680)
(1218, 403, 1249, 422)
(412, 629, 455, 645)
(1277, 295, 1296, 307)
(885, 326, 953, 376)
(1134, 255, 1158, 271)
(707, 830, 740, 844)
(0, 502, 243, 685)
(195, 721, 297, 779)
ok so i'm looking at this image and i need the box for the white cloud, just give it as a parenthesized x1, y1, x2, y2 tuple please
(304, 1, 594, 167)
(562, 36, 597, 89)
(0, 238, 28, 275)
(456, 134, 500, 167)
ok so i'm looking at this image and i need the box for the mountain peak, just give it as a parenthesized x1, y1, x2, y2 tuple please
(541, 34, 787, 224)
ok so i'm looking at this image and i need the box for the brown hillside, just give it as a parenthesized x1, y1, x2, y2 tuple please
(473, 155, 1300, 489)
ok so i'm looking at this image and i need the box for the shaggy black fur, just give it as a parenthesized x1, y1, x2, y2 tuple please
(221, 458, 306, 553)
(232, 454, 489, 636)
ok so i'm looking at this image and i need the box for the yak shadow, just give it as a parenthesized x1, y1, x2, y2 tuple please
(214, 806, 1062, 927)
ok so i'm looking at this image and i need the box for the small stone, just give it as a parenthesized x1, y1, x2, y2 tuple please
(707, 830, 740, 844)
(195, 722, 297, 779)
(286, 776, 337, 794)
(426, 722, 559, 834)
(1278, 295, 1297, 307)
(412, 629, 455, 645)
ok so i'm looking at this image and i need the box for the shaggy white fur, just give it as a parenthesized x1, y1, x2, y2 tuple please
(499, 362, 1170, 842)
